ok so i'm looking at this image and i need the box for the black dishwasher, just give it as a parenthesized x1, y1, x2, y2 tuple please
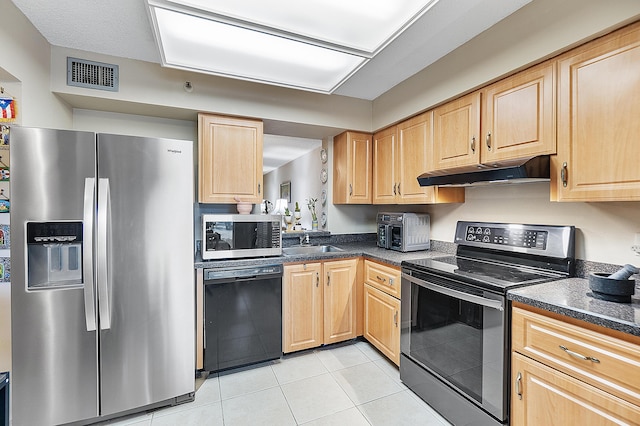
(204, 264, 283, 372)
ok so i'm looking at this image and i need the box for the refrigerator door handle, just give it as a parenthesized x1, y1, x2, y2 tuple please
(83, 178, 97, 332)
(97, 177, 112, 330)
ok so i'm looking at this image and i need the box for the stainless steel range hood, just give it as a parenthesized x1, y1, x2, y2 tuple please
(418, 155, 550, 187)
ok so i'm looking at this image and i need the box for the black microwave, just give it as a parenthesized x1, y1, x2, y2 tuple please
(202, 214, 282, 260)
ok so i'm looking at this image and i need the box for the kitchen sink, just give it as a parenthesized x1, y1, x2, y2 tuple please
(282, 245, 344, 256)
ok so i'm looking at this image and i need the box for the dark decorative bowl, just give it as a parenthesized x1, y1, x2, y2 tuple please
(588, 272, 636, 303)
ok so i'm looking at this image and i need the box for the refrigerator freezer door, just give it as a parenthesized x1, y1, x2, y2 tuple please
(97, 134, 195, 415)
(10, 127, 99, 425)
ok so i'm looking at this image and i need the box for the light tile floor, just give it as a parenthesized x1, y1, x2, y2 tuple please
(100, 340, 452, 426)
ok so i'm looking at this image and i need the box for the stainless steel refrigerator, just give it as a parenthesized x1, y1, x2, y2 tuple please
(10, 127, 195, 425)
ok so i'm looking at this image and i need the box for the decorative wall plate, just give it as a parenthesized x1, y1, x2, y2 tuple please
(320, 148, 328, 163)
(320, 212, 327, 228)
(321, 189, 327, 205)
(320, 168, 328, 183)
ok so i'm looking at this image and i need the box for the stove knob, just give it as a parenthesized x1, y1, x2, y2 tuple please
(467, 233, 475, 241)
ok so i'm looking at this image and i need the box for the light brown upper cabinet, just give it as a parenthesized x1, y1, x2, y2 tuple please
(482, 60, 556, 164)
(432, 61, 555, 173)
(554, 22, 640, 201)
(198, 113, 264, 204)
(432, 91, 482, 172)
(373, 112, 464, 204)
(333, 131, 372, 204)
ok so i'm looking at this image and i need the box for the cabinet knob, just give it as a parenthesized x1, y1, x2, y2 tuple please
(394, 310, 398, 327)
(397, 182, 401, 195)
(486, 132, 492, 150)
(470, 136, 476, 153)
(258, 183, 261, 194)
(327, 274, 331, 286)
(316, 272, 319, 287)
(393, 183, 397, 195)
(349, 184, 353, 196)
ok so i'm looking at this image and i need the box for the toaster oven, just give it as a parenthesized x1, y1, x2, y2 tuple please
(377, 212, 430, 252)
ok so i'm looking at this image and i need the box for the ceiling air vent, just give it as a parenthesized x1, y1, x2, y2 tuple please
(67, 57, 119, 92)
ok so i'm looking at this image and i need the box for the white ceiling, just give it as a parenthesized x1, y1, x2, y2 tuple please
(11, 0, 531, 101)
(10, 0, 531, 171)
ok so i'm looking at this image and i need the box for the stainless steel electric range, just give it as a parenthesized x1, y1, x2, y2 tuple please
(400, 221, 575, 426)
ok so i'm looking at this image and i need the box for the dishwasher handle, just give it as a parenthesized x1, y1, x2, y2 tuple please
(204, 265, 283, 283)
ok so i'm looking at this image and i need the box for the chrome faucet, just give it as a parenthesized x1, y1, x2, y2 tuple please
(299, 233, 310, 246)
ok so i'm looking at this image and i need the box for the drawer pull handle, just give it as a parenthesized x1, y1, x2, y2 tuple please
(561, 162, 568, 187)
(376, 275, 387, 283)
(316, 272, 319, 287)
(394, 310, 398, 327)
(559, 345, 600, 363)
(515, 372, 522, 400)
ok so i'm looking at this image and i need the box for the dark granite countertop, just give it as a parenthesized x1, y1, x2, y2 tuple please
(194, 241, 451, 269)
(508, 278, 640, 337)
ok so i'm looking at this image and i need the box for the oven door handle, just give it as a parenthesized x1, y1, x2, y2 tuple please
(402, 273, 504, 311)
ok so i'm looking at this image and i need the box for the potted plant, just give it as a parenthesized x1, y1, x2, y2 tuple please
(293, 202, 301, 219)
(284, 207, 292, 231)
(307, 197, 318, 230)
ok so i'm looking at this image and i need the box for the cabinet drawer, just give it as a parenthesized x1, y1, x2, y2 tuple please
(512, 307, 640, 406)
(364, 260, 400, 298)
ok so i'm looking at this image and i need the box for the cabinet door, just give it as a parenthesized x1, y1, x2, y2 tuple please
(283, 263, 323, 353)
(198, 114, 263, 204)
(372, 126, 397, 204)
(397, 112, 433, 204)
(333, 131, 372, 204)
(323, 259, 358, 344)
(482, 60, 556, 164)
(555, 23, 640, 201)
(511, 352, 640, 425)
(364, 284, 400, 365)
(432, 91, 481, 172)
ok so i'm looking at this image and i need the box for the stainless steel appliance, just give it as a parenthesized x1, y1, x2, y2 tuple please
(400, 221, 575, 426)
(377, 212, 430, 252)
(204, 265, 282, 372)
(202, 214, 282, 260)
(10, 127, 195, 425)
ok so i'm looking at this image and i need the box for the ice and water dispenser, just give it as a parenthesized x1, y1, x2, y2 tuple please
(26, 221, 84, 289)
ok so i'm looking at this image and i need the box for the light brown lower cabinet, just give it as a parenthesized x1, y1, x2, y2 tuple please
(283, 259, 358, 353)
(511, 352, 640, 425)
(511, 305, 640, 425)
(363, 284, 400, 365)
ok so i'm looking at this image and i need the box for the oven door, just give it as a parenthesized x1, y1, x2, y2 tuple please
(401, 270, 507, 422)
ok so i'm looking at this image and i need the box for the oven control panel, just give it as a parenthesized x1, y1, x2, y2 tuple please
(465, 225, 547, 249)
(454, 221, 575, 259)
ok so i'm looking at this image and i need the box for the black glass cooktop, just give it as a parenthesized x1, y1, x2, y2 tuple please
(403, 255, 562, 292)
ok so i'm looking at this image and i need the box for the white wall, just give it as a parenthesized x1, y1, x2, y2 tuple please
(0, 0, 72, 128)
(49, 47, 373, 135)
(424, 184, 640, 265)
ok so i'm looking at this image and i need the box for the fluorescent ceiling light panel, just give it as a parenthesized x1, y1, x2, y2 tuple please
(147, 0, 439, 93)
(157, 0, 439, 54)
